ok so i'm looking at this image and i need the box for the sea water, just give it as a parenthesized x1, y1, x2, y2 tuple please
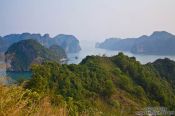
(1, 40, 175, 80)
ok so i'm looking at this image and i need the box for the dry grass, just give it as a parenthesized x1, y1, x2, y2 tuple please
(0, 64, 6, 69)
(0, 84, 68, 116)
(0, 77, 14, 85)
(34, 97, 68, 116)
(0, 79, 137, 116)
(0, 84, 138, 116)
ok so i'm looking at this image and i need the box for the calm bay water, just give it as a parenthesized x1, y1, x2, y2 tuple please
(1, 40, 175, 81)
(6, 71, 32, 81)
(0, 60, 32, 82)
(67, 40, 175, 64)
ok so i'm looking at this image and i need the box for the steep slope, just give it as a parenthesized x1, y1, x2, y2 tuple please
(5, 39, 67, 72)
(97, 31, 175, 55)
(0, 83, 71, 116)
(25, 53, 175, 115)
(96, 38, 136, 51)
(150, 58, 175, 88)
(49, 45, 67, 59)
(0, 36, 7, 52)
(0, 33, 81, 53)
(131, 31, 175, 54)
(53, 34, 81, 53)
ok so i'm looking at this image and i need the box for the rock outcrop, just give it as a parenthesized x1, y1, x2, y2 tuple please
(5, 39, 67, 71)
(0, 33, 81, 53)
(97, 31, 175, 55)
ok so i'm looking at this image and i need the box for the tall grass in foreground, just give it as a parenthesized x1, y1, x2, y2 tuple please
(0, 83, 68, 116)
(0, 83, 136, 116)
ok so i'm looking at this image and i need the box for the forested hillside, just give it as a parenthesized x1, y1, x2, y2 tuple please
(0, 33, 81, 53)
(5, 39, 67, 72)
(1, 53, 175, 115)
(97, 31, 175, 55)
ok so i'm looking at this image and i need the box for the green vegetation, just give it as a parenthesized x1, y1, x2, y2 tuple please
(0, 83, 68, 116)
(49, 45, 67, 59)
(1, 53, 175, 115)
(150, 58, 175, 88)
(5, 39, 67, 71)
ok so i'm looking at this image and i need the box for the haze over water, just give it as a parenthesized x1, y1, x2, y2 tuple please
(67, 40, 175, 64)
(1, 0, 175, 79)
(1, 0, 175, 41)
(1, 40, 175, 80)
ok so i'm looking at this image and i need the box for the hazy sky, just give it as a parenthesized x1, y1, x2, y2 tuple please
(0, 0, 175, 41)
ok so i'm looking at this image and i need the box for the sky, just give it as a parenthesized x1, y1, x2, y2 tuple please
(0, 0, 175, 41)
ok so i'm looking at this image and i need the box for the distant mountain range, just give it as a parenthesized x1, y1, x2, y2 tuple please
(0, 33, 81, 53)
(96, 31, 175, 55)
(5, 39, 67, 72)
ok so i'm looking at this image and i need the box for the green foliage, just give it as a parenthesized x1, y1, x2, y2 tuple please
(0, 84, 41, 115)
(5, 39, 66, 71)
(151, 58, 175, 87)
(103, 80, 115, 98)
(108, 99, 120, 108)
(49, 44, 67, 59)
(24, 53, 175, 115)
(27, 63, 52, 93)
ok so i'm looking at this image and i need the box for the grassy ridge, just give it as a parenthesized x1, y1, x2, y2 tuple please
(1, 53, 175, 115)
(0, 84, 68, 116)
